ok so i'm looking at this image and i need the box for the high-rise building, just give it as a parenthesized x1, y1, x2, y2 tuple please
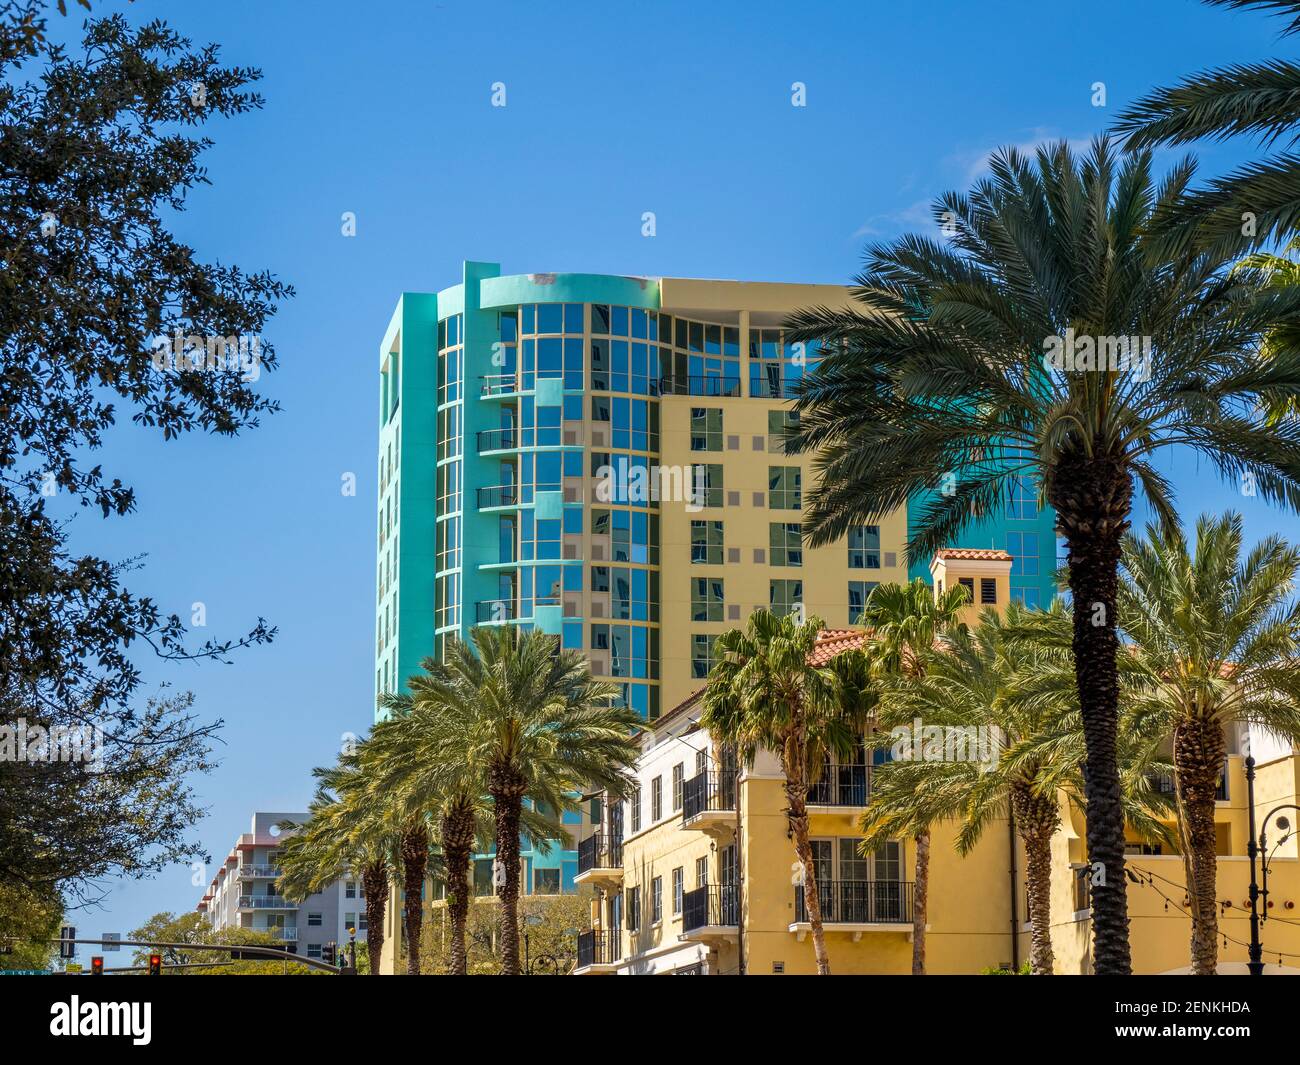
(197, 812, 368, 960)
(372, 263, 1059, 923)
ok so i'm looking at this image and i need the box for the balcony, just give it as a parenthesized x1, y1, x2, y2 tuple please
(575, 834, 623, 889)
(237, 865, 281, 880)
(574, 930, 621, 975)
(682, 771, 736, 836)
(273, 927, 299, 942)
(476, 596, 567, 625)
(680, 884, 738, 944)
(237, 896, 297, 910)
(808, 762, 871, 808)
(477, 427, 581, 454)
(477, 428, 519, 453)
(480, 374, 527, 398)
(657, 375, 742, 398)
(477, 484, 520, 509)
(791, 880, 913, 940)
(1147, 758, 1229, 802)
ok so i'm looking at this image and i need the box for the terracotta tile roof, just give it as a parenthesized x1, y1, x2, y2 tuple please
(807, 628, 871, 665)
(652, 628, 873, 730)
(934, 548, 1011, 561)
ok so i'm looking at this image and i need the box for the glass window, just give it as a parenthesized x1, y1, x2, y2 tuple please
(672, 763, 684, 812)
(770, 579, 803, 618)
(696, 464, 723, 509)
(652, 876, 663, 924)
(672, 867, 684, 916)
(534, 867, 561, 895)
(307, 913, 322, 927)
(1007, 531, 1040, 576)
(848, 581, 879, 625)
(848, 526, 880, 570)
(691, 577, 724, 622)
(691, 520, 724, 564)
(690, 407, 723, 451)
(1008, 475, 1039, 519)
(629, 786, 642, 834)
(696, 856, 708, 888)
(691, 633, 714, 679)
(768, 466, 802, 510)
(769, 522, 803, 567)
(651, 776, 663, 821)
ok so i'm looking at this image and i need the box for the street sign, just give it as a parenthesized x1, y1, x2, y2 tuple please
(102, 933, 120, 952)
(65, 963, 82, 973)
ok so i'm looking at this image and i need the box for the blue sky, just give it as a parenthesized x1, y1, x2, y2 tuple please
(47, 0, 1297, 948)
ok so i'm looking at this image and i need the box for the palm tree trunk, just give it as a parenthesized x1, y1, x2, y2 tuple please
(1175, 716, 1226, 976)
(911, 830, 929, 975)
(1054, 466, 1133, 975)
(786, 776, 830, 975)
(400, 823, 428, 975)
(441, 798, 476, 977)
(490, 768, 527, 975)
(361, 860, 388, 976)
(1012, 781, 1059, 975)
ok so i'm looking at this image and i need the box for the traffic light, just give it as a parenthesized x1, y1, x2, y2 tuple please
(321, 942, 336, 966)
(90, 956, 103, 976)
(147, 953, 162, 976)
(59, 926, 76, 960)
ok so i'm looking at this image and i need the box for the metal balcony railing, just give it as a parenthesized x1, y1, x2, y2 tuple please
(274, 927, 299, 941)
(577, 834, 623, 875)
(476, 596, 563, 623)
(749, 375, 791, 399)
(477, 484, 520, 508)
(808, 762, 871, 807)
(794, 880, 913, 924)
(477, 428, 518, 452)
(237, 896, 296, 910)
(480, 374, 523, 396)
(238, 865, 282, 879)
(681, 884, 739, 932)
(682, 771, 736, 822)
(1147, 758, 1229, 801)
(576, 929, 621, 968)
(657, 376, 742, 398)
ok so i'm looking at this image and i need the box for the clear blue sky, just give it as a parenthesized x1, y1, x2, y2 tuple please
(50, 0, 1295, 948)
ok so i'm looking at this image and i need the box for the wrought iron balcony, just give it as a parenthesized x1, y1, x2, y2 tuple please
(477, 483, 520, 508)
(682, 771, 736, 824)
(681, 884, 739, 934)
(577, 834, 623, 875)
(480, 374, 524, 397)
(237, 864, 281, 880)
(794, 880, 913, 925)
(575, 929, 621, 970)
(808, 762, 871, 807)
(657, 375, 742, 398)
(476, 428, 518, 452)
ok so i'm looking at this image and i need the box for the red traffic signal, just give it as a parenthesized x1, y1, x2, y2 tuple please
(147, 954, 162, 976)
(90, 956, 103, 975)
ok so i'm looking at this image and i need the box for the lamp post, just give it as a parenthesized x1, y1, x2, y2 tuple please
(1245, 754, 1300, 976)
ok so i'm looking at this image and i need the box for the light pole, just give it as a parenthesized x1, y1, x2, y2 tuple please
(1245, 754, 1300, 976)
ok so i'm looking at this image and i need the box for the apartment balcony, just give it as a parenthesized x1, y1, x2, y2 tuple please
(480, 374, 529, 399)
(237, 896, 297, 910)
(273, 927, 299, 942)
(657, 375, 742, 398)
(1147, 758, 1229, 802)
(573, 930, 621, 975)
(791, 881, 913, 940)
(476, 427, 582, 455)
(680, 884, 738, 944)
(476, 596, 575, 625)
(237, 865, 282, 880)
(808, 762, 871, 809)
(477, 483, 520, 510)
(575, 834, 623, 889)
(681, 771, 736, 837)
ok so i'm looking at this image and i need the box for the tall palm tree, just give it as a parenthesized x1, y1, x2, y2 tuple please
(387, 627, 640, 975)
(1233, 238, 1300, 423)
(368, 696, 562, 977)
(859, 579, 968, 974)
(864, 603, 1173, 974)
(701, 609, 870, 975)
(1115, 1, 1300, 251)
(277, 757, 392, 975)
(786, 138, 1300, 973)
(1120, 512, 1300, 974)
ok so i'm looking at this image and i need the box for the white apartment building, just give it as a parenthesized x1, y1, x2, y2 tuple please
(196, 811, 368, 961)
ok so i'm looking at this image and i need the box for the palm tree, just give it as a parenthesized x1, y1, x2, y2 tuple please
(277, 757, 392, 975)
(864, 603, 1173, 974)
(1232, 238, 1300, 423)
(859, 579, 968, 974)
(1115, 1, 1300, 251)
(786, 138, 1300, 973)
(701, 609, 870, 975)
(386, 627, 640, 975)
(1119, 512, 1300, 974)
